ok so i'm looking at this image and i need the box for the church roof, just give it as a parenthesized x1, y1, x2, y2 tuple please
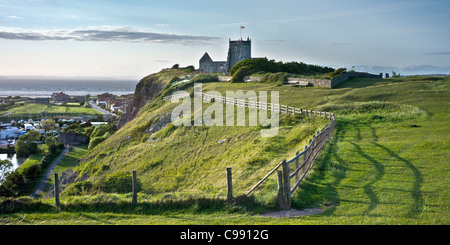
(200, 52, 213, 62)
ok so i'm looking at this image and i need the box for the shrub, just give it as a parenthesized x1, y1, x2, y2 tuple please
(190, 73, 219, 83)
(101, 172, 140, 193)
(63, 181, 93, 195)
(327, 68, 347, 79)
(230, 57, 334, 77)
(247, 156, 269, 166)
(91, 124, 112, 138)
(88, 136, 105, 150)
(230, 66, 254, 83)
(22, 164, 41, 181)
(260, 72, 289, 86)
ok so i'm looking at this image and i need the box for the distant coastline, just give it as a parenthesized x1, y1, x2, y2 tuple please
(0, 77, 137, 98)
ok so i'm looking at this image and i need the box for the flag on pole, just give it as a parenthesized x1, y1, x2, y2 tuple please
(240, 26, 245, 29)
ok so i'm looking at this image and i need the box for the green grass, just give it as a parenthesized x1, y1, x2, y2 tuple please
(1, 75, 449, 225)
(42, 146, 89, 193)
(18, 144, 49, 172)
(0, 101, 101, 122)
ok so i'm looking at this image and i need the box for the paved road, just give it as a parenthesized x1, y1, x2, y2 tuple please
(87, 100, 115, 116)
(30, 146, 69, 198)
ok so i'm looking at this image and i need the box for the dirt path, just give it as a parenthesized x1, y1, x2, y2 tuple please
(30, 146, 69, 198)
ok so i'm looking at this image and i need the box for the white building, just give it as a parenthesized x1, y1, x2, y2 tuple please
(24, 123, 35, 131)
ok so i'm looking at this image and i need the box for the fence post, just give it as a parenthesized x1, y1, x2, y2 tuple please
(277, 170, 287, 209)
(281, 159, 291, 209)
(295, 151, 300, 183)
(226, 167, 233, 202)
(132, 170, 137, 205)
(54, 173, 60, 207)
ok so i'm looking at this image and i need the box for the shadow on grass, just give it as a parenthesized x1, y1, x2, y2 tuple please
(290, 118, 349, 211)
(372, 142, 423, 217)
(333, 78, 384, 89)
(350, 142, 385, 215)
(0, 194, 267, 215)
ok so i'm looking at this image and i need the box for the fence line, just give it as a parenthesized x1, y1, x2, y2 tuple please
(163, 91, 336, 208)
(164, 92, 335, 119)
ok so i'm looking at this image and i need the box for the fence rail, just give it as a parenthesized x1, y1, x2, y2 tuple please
(164, 91, 337, 209)
(164, 92, 335, 119)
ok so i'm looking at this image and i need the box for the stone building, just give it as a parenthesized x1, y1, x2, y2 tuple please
(199, 37, 251, 74)
(199, 52, 227, 74)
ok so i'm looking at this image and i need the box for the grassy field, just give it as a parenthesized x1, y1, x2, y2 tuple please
(0, 101, 102, 122)
(0, 75, 449, 225)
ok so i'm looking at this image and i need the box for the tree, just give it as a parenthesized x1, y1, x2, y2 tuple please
(392, 71, 401, 78)
(0, 159, 13, 182)
(15, 130, 41, 157)
(45, 136, 62, 155)
(41, 119, 57, 136)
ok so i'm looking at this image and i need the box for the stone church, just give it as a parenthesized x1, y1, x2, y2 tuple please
(199, 37, 251, 74)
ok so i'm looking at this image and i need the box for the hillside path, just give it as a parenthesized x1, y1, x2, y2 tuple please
(30, 146, 69, 198)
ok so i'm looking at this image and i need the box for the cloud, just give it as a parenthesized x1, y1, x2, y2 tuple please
(426, 52, 450, 55)
(0, 26, 220, 45)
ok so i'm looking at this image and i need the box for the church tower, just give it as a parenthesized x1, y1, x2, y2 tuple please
(227, 37, 251, 71)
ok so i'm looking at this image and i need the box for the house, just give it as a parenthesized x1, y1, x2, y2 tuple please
(96, 93, 116, 106)
(51, 92, 71, 102)
(34, 97, 50, 104)
(110, 99, 127, 112)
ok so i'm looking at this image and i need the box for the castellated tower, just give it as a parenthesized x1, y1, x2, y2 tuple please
(227, 37, 251, 71)
(199, 36, 251, 74)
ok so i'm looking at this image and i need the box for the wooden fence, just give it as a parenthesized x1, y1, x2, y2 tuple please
(164, 92, 335, 119)
(245, 115, 336, 208)
(164, 91, 337, 208)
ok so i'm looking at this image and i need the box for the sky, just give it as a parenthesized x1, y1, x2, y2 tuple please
(0, 0, 449, 79)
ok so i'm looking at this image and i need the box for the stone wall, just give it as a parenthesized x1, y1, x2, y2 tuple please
(57, 132, 87, 145)
(288, 77, 331, 87)
(219, 72, 381, 88)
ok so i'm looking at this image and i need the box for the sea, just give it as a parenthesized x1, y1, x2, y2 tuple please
(0, 77, 137, 98)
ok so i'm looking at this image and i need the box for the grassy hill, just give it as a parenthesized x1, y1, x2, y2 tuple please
(74, 73, 330, 199)
(1, 73, 449, 225)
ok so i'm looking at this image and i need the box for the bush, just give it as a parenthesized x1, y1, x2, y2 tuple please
(22, 164, 41, 182)
(260, 72, 289, 86)
(91, 124, 112, 138)
(190, 74, 219, 83)
(101, 172, 140, 193)
(230, 57, 334, 77)
(63, 181, 93, 195)
(327, 68, 347, 79)
(88, 136, 105, 150)
(230, 66, 254, 83)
